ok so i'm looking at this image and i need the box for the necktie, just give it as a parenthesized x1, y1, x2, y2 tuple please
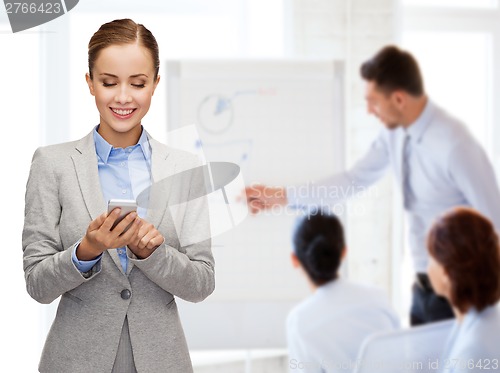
(402, 134, 414, 208)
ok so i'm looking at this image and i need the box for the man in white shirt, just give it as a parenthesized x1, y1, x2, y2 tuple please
(245, 45, 500, 326)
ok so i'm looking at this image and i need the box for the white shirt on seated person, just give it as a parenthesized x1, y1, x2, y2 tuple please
(440, 304, 500, 373)
(287, 278, 400, 373)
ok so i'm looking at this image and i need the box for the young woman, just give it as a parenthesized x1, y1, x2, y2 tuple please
(22, 19, 214, 373)
(427, 207, 500, 373)
(287, 211, 399, 372)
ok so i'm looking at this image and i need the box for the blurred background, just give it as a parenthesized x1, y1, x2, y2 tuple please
(1, 0, 500, 371)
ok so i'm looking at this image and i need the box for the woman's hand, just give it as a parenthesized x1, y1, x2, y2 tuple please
(127, 218, 165, 259)
(77, 209, 141, 260)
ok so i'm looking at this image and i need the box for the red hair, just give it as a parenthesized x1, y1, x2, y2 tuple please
(427, 207, 500, 313)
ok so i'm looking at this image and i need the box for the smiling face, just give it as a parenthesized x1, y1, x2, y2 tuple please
(364, 81, 404, 130)
(86, 43, 159, 147)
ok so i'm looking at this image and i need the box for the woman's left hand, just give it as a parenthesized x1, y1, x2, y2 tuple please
(127, 218, 165, 259)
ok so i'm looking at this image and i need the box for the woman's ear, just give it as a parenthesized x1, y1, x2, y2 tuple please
(290, 252, 300, 269)
(85, 73, 95, 96)
(151, 75, 160, 96)
(341, 246, 347, 260)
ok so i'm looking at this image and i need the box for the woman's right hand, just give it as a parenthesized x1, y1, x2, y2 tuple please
(76, 209, 141, 260)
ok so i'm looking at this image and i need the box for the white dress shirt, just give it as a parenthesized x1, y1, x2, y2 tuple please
(287, 99, 500, 272)
(287, 279, 399, 373)
(440, 304, 500, 373)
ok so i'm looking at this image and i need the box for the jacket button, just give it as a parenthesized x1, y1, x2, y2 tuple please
(121, 289, 131, 300)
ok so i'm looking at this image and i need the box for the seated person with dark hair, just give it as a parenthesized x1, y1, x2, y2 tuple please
(287, 211, 399, 373)
(427, 207, 500, 373)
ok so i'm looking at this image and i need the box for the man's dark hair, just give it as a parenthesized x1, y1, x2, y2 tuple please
(360, 45, 424, 96)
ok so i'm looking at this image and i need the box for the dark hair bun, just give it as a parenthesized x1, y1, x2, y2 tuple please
(293, 211, 345, 286)
(304, 236, 340, 283)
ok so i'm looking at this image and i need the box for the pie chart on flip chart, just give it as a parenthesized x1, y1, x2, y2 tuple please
(166, 60, 345, 349)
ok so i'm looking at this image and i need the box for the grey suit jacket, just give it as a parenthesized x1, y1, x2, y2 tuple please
(22, 130, 215, 373)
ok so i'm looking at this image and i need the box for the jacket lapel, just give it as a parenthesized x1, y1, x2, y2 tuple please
(146, 137, 174, 228)
(71, 130, 124, 274)
(71, 131, 106, 220)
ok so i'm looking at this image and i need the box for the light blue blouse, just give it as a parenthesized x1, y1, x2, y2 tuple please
(440, 305, 500, 373)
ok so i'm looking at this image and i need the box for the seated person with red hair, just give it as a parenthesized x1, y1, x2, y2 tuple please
(427, 207, 500, 373)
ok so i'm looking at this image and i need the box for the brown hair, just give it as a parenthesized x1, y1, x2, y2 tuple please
(88, 19, 160, 80)
(360, 45, 424, 96)
(427, 207, 500, 313)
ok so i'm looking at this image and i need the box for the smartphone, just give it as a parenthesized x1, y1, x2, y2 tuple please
(107, 199, 137, 231)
